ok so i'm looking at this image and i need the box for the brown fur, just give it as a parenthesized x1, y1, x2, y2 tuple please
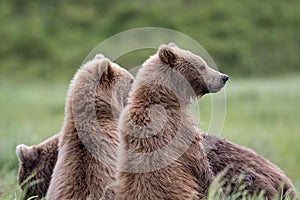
(46, 55, 133, 200)
(16, 45, 297, 199)
(202, 134, 298, 199)
(16, 134, 59, 199)
(116, 43, 228, 199)
(16, 133, 298, 199)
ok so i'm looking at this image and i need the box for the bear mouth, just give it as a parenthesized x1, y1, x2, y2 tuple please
(207, 82, 226, 93)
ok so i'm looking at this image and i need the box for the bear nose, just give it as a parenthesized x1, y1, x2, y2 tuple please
(221, 74, 229, 83)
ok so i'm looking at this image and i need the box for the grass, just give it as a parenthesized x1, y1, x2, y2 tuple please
(0, 79, 68, 199)
(0, 76, 299, 199)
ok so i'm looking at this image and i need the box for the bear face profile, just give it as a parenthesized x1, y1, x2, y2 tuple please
(16, 134, 59, 199)
(45, 55, 133, 200)
(156, 43, 228, 97)
(116, 43, 228, 200)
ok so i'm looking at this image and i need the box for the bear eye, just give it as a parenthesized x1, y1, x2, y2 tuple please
(130, 79, 134, 84)
(199, 65, 205, 71)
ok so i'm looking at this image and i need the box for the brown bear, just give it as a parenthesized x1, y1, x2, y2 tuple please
(46, 54, 134, 200)
(116, 43, 229, 200)
(16, 45, 298, 200)
(202, 134, 298, 199)
(16, 134, 59, 199)
(16, 133, 298, 199)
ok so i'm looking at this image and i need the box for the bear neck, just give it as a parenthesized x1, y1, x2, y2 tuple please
(133, 61, 197, 106)
(62, 92, 120, 167)
(64, 88, 120, 142)
(127, 65, 201, 152)
(95, 97, 120, 128)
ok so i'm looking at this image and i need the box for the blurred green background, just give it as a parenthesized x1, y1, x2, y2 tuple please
(0, 0, 299, 198)
(1, 0, 300, 80)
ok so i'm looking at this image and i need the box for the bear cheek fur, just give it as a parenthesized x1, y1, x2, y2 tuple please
(159, 48, 210, 97)
(189, 75, 209, 97)
(175, 62, 209, 97)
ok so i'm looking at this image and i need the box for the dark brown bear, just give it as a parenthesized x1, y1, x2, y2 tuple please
(202, 134, 298, 199)
(16, 134, 59, 199)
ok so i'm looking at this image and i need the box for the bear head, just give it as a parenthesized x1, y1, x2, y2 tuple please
(94, 55, 134, 112)
(16, 134, 59, 199)
(70, 54, 134, 126)
(157, 43, 229, 97)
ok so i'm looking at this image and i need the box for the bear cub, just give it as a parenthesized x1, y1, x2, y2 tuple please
(116, 43, 228, 200)
(16, 134, 59, 199)
(46, 54, 133, 200)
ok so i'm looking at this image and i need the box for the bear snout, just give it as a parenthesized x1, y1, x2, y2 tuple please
(221, 74, 229, 83)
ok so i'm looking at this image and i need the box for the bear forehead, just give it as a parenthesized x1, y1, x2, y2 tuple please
(171, 46, 207, 65)
(111, 63, 133, 78)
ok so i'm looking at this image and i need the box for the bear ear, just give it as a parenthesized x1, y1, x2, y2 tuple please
(94, 54, 105, 60)
(97, 59, 114, 79)
(158, 44, 177, 65)
(16, 144, 38, 163)
(168, 43, 178, 47)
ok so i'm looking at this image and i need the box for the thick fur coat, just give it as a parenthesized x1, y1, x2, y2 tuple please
(16, 45, 298, 200)
(116, 43, 228, 200)
(46, 55, 133, 200)
(16, 134, 59, 199)
(202, 134, 298, 199)
(17, 133, 298, 200)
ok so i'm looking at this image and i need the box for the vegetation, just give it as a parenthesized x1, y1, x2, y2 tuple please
(1, 0, 300, 81)
(0, 77, 299, 198)
(0, 0, 299, 199)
